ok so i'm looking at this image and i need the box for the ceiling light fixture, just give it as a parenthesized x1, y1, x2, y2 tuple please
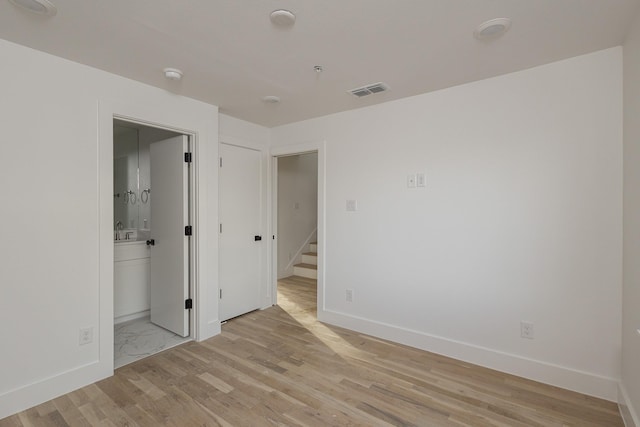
(474, 18, 512, 40)
(270, 9, 296, 27)
(163, 68, 183, 81)
(262, 95, 280, 104)
(313, 65, 323, 73)
(8, 0, 57, 16)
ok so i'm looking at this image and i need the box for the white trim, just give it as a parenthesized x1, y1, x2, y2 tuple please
(0, 360, 108, 419)
(220, 134, 266, 151)
(319, 309, 620, 402)
(269, 141, 326, 313)
(619, 383, 640, 427)
(115, 310, 150, 325)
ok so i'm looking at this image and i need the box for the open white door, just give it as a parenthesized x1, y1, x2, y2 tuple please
(219, 143, 262, 321)
(149, 135, 190, 337)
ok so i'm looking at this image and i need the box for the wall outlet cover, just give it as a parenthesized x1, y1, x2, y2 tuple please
(520, 321, 534, 339)
(346, 289, 354, 302)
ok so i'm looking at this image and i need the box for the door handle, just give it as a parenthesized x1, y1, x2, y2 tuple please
(146, 239, 155, 246)
(254, 235, 262, 241)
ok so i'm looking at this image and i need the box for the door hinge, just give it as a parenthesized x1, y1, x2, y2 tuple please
(185, 298, 193, 309)
(185, 225, 193, 236)
(184, 152, 192, 163)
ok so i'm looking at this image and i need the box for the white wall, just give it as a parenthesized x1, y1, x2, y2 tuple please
(271, 48, 623, 400)
(277, 153, 318, 278)
(622, 11, 640, 426)
(0, 39, 219, 418)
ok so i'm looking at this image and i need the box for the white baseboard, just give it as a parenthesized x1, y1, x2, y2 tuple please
(318, 309, 619, 402)
(198, 319, 221, 342)
(619, 383, 640, 427)
(0, 360, 110, 420)
(278, 267, 294, 280)
(114, 309, 149, 325)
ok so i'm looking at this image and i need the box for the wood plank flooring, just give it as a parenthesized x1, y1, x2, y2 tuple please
(1, 276, 623, 426)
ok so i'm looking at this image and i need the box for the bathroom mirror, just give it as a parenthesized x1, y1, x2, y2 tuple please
(113, 120, 179, 239)
(114, 124, 140, 231)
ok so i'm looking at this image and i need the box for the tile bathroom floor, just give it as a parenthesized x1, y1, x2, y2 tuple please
(114, 317, 190, 369)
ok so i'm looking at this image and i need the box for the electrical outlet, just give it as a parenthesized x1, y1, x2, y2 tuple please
(520, 321, 534, 339)
(346, 289, 353, 302)
(79, 327, 93, 345)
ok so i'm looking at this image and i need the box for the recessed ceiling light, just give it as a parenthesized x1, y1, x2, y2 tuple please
(270, 9, 296, 27)
(262, 95, 280, 104)
(163, 68, 183, 81)
(8, 0, 57, 16)
(474, 18, 512, 40)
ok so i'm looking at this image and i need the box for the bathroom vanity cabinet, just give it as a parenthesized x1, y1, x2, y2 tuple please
(114, 241, 150, 324)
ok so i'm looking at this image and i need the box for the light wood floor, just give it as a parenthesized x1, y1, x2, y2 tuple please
(1, 276, 623, 426)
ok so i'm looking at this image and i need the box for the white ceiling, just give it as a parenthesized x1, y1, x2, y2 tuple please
(1, 0, 638, 127)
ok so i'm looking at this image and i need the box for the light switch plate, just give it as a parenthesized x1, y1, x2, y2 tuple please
(416, 173, 425, 187)
(346, 199, 357, 211)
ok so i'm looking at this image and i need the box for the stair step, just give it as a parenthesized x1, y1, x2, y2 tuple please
(294, 263, 317, 270)
(293, 263, 317, 279)
(309, 242, 317, 252)
(301, 252, 317, 265)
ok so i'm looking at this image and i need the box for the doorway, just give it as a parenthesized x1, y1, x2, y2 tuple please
(271, 147, 322, 316)
(113, 119, 194, 368)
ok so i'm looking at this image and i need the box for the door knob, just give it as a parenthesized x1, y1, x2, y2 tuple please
(254, 235, 262, 241)
(146, 239, 155, 246)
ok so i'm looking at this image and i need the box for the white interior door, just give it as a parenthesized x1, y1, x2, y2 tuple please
(149, 135, 190, 337)
(219, 143, 262, 321)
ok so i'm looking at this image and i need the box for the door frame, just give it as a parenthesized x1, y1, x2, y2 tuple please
(114, 117, 196, 335)
(99, 99, 216, 377)
(269, 141, 326, 315)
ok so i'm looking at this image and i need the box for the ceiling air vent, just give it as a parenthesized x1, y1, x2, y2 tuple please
(348, 82, 390, 98)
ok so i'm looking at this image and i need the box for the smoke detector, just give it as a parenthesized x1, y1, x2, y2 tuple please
(270, 9, 296, 27)
(163, 68, 183, 81)
(348, 82, 390, 98)
(8, 0, 57, 15)
(262, 95, 281, 104)
(474, 18, 512, 40)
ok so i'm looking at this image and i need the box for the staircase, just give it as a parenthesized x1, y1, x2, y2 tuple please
(293, 242, 317, 279)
